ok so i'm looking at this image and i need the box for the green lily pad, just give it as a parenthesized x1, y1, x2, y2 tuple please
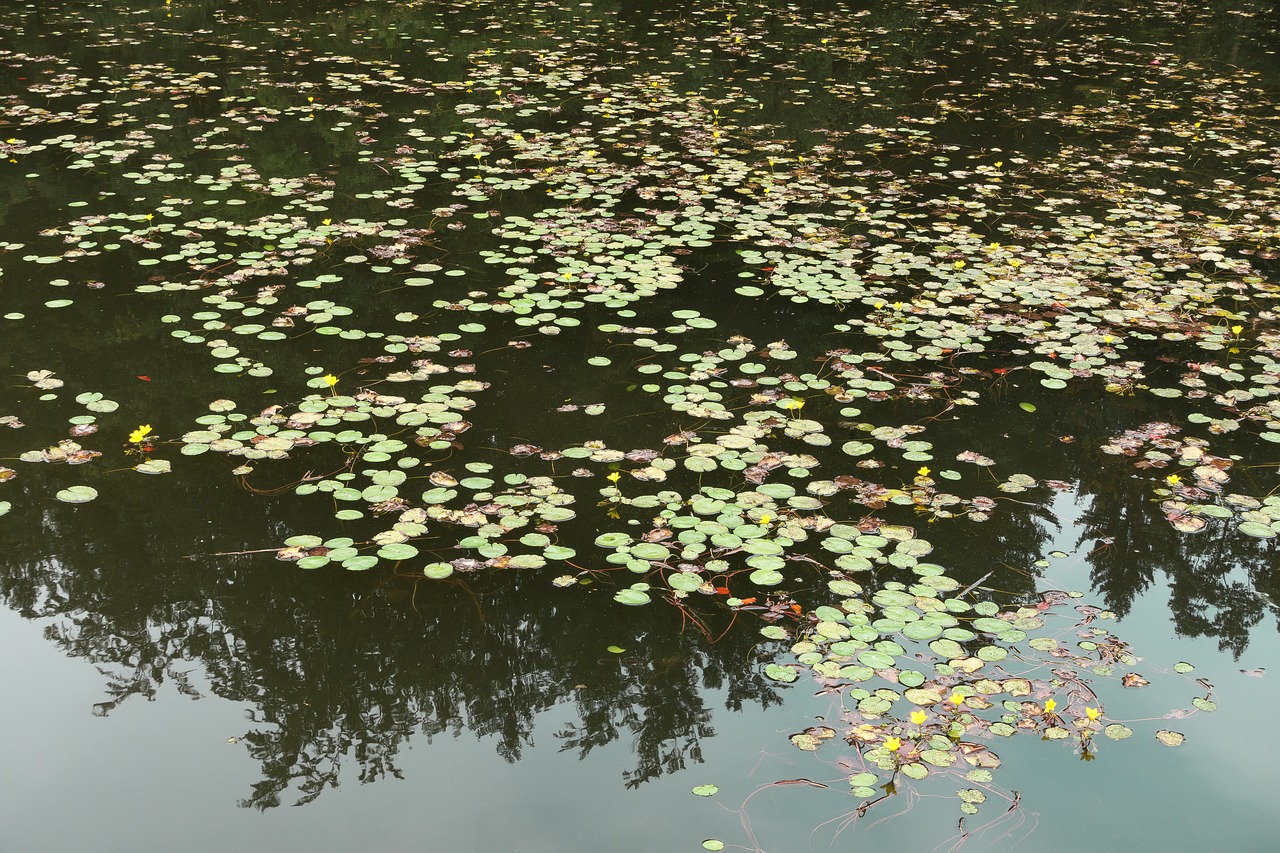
(55, 485, 98, 504)
(902, 621, 944, 641)
(858, 649, 895, 669)
(765, 664, 798, 683)
(1238, 521, 1276, 539)
(377, 543, 419, 561)
(423, 562, 454, 579)
(668, 573, 705, 592)
(748, 569, 784, 586)
(614, 587, 652, 606)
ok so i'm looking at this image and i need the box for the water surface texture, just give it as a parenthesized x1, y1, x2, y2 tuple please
(2, 2, 1279, 851)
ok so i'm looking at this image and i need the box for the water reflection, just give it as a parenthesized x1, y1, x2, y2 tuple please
(0, 475, 789, 808)
(1, 0, 1278, 839)
(2, 372, 1275, 809)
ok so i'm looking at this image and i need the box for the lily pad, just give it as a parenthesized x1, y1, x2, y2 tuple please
(614, 587, 652, 606)
(55, 486, 98, 504)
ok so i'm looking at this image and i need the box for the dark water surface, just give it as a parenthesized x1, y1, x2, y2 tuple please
(2, 1, 1279, 851)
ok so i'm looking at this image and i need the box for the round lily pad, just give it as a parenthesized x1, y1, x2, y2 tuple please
(377, 543, 419, 561)
(614, 587, 651, 606)
(55, 485, 98, 504)
(423, 562, 454, 579)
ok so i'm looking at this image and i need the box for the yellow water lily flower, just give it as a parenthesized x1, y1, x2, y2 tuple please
(1086, 707, 1101, 720)
(128, 424, 153, 444)
(323, 374, 339, 387)
(909, 709, 928, 726)
(884, 736, 901, 752)
(1044, 698, 1057, 713)
(917, 466, 931, 478)
(1165, 473, 1181, 485)
(949, 691, 965, 706)
(607, 471, 621, 483)
(758, 513, 771, 525)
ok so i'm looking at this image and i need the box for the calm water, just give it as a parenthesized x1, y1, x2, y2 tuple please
(2, 1, 1279, 851)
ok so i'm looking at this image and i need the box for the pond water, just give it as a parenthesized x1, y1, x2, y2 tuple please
(2, 1, 1279, 850)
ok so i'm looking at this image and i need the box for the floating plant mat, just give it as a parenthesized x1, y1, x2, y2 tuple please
(0, 0, 1278, 844)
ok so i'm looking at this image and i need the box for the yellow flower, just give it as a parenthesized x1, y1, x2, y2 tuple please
(780, 398, 805, 411)
(323, 374, 339, 387)
(606, 471, 621, 483)
(1044, 698, 1057, 713)
(1232, 325, 1243, 335)
(884, 736, 901, 752)
(953, 260, 965, 269)
(759, 513, 771, 525)
(917, 466, 931, 478)
(909, 709, 927, 726)
(1009, 258, 1022, 268)
(128, 424, 153, 444)
(948, 691, 965, 706)
(1086, 707, 1101, 720)
(1165, 473, 1181, 485)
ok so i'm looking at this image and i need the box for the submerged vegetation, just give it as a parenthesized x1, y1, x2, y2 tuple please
(1, 0, 1278, 844)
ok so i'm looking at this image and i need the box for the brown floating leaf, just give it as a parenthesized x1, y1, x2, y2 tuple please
(1122, 672, 1151, 688)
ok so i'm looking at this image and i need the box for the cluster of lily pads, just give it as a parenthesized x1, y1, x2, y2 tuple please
(2, 0, 1278, 835)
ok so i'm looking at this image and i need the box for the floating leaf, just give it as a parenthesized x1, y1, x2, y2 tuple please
(377, 543, 419, 561)
(423, 562, 454, 580)
(614, 587, 651, 606)
(1155, 730, 1185, 747)
(55, 485, 98, 504)
(900, 762, 929, 780)
(1238, 521, 1276, 539)
(748, 568, 784, 586)
(764, 664, 798, 683)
